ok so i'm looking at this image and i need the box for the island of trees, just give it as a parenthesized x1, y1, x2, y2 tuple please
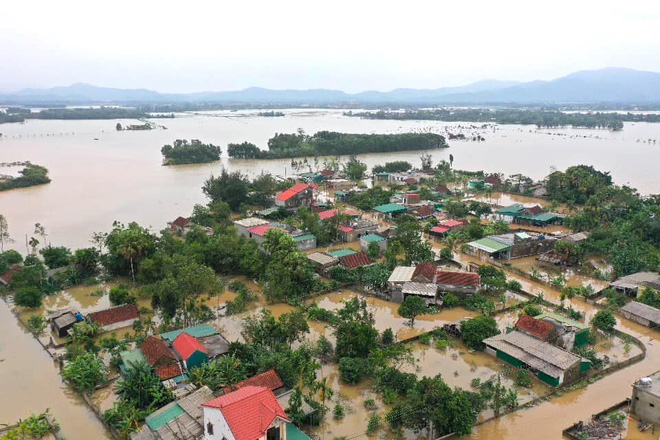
(161, 139, 222, 165)
(257, 111, 285, 117)
(0, 162, 51, 191)
(227, 130, 448, 159)
(344, 109, 660, 131)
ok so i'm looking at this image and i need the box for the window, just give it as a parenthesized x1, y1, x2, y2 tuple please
(266, 426, 280, 440)
(651, 403, 655, 408)
(206, 422, 214, 435)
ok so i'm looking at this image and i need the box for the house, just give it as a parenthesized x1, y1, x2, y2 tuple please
(495, 204, 526, 222)
(412, 205, 435, 219)
(319, 169, 336, 179)
(483, 330, 590, 386)
(438, 219, 464, 229)
(515, 211, 562, 227)
(373, 203, 407, 219)
(484, 176, 502, 186)
(121, 336, 184, 381)
(202, 386, 309, 440)
(412, 261, 437, 283)
(170, 217, 190, 235)
(292, 234, 317, 251)
(325, 179, 353, 190)
(307, 252, 339, 272)
(435, 270, 481, 296)
(537, 312, 590, 350)
(620, 302, 660, 329)
(631, 373, 660, 425)
(514, 315, 558, 344)
(327, 249, 358, 259)
(388, 266, 416, 290)
(160, 324, 230, 359)
(173, 333, 209, 370)
(233, 218, 270, 238)
(466, 232, 556, 261)
(0, 265, 22, 286)
(223, 369, 285, 396)
(339, 252, 374, 269)
(131, 386, 215, 440)
(402, 193, 421, 205)
(318, 209, 339, 221)
(247, 224, 281, 245)
(429, 225, 450, 239)
(48, 308, 82, 337)
(87, 304, 139, 332)
(360, 234, 387, 254)
(401, 282, 439, 305)
(436, 185, 450, 196)
(610, 272, 660, 297)
(161, 324, 221, 342)
(275, 183, 314, 209)
(338, 219, 379, 242)
(405, 177, 419, 186)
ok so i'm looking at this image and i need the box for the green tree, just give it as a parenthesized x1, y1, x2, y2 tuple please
(188, 354, 247, 390)
(116, 360, 172, 410)
(461, 315, 500, 350)
(398, 296, 427, 326)
(202, 170, 249, 211)
(592, 310, 617, 333)
(343, 156, 368, 180)
(477, 265, 507, 293)
(62, 353, 108, 394)
(14, 287, 44, 308)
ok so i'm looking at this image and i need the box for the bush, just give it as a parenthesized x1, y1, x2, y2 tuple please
(508, 280, 523, 292)
(515, 369, 533, 388)
(461, 315, 500, 350)
(61, 353, 108, 394)
(40, 246, 72, 269)
(523, 304, 542, 317)
(1, 250, 23, 265)
(443, 293, 460, 308)
(333, 404, 345, 420)
(14, 287, 44, 308)
(367, 414, 382, 435)
(339, 357, 371, 384)
(381, 328, 394, 346)
(592, 310, 617, 333)
(418, 333, 432, 345)
(375, 366, 417, 396)
(27, 315, 47, 335)
(109, 285, 136, 306)
(364, 399, 378, 410)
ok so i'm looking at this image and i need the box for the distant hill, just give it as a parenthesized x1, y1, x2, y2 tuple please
(2, 68, 659, 105)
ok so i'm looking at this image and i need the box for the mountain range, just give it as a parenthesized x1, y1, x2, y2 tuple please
(2, 68, 660, 106)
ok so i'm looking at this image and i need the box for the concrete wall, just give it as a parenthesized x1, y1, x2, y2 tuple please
(632, 387, 660, 424)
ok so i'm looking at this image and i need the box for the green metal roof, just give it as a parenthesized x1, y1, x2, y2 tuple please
(518, 212, 559, 223)
(496, 203, 525, 216)
(468, 237, 511, 254)
(294, 234, 316, 242)
(361, 234, 385, 243)
(327, 249, 358, 258)
(286, 423, 311, 440)
(536, 312, 589, 330)
(515, 232, 531, 239)
(146, 403, 185, 430)
(160, 324, 218, 342)
(257, 207, 279, 216)
(373, 203, 407, 214)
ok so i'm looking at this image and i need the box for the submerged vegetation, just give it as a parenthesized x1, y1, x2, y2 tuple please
(227, 130, 448, 159)
(0, 162, 51, 191)
(344, 109, 660, 131)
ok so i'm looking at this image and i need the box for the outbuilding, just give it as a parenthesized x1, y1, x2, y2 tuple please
(360, 234, 387, 254)
(173, 333, 209, 370)
(620, 301, 660, 329)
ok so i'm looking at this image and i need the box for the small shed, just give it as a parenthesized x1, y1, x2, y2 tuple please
(620, 302, 660, 329)
(233, 217, 270, 237)
(173, 333, 209, 370)
(360, 234, 387, 254)
(339, 252, 374, 269)
(48, 308, 82, 337)
(537, 312, 590, 349)
(373, 203, 407, 218)
(87, 304, 139, 332)
(307, 252, 339, 272)
(293, 234, 317, 251)
(327, 249, 358, 258)
(401, 282, 439, 305)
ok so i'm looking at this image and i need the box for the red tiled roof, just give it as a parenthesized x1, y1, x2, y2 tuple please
(430, 226, 450, 234)
(339, 225, 354, 233)
(223, 369, 284, 395)
(436, 185, 450, 194)
(344, 209, 361, 217)
(276, 183, 313, 202)
(413, 262, 437, 282)
(339, 251, 374, 269)
(140, 336, 177, 366)
(202, 386, 289, 440)
(0, 265, 22, 285)
(405, 177, 419, 185)
(88, 304, 139, 327)
(439, 220, 463, 228)
(484, 176, 501, 185)
(320, 169, 335, 177)
(405, 193, 420, 200)
(515, 315, 555, 340)
(319, 209, 339, 220)
(248, 224, 277, 237)
(155, 363, 183, 380)
(172, 216, 188, 228)
(436, 271, 480, 287)
(415, 205, 434, 218)
(525, 205, 545, 216)
(173, 332, 208, 360)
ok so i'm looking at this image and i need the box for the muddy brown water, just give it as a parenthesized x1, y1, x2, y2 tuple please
(0, 298, 111, 439)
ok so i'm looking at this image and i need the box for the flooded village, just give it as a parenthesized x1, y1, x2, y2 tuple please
(2, 133, 660, 440)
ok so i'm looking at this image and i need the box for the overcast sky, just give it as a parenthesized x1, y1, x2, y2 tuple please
(2, 0, 660, 93)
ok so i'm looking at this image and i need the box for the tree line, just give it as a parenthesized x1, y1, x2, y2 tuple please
(161, 139, 221, 165)
(0, 162, 51, 191)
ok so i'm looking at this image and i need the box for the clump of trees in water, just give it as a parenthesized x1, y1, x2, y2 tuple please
(0, 162, 51, 191)
(344, 109, 660, 131)
(372, 161, 413, 173)
(227, 130, 448, 159)
(161, 139, 221, 165)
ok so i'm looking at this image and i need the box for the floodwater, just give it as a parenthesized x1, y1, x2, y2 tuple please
(0, 299, 111, 439)
(2, 110, 660, 251)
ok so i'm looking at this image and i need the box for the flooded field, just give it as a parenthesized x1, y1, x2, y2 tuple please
(2, 111, 660, 252)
